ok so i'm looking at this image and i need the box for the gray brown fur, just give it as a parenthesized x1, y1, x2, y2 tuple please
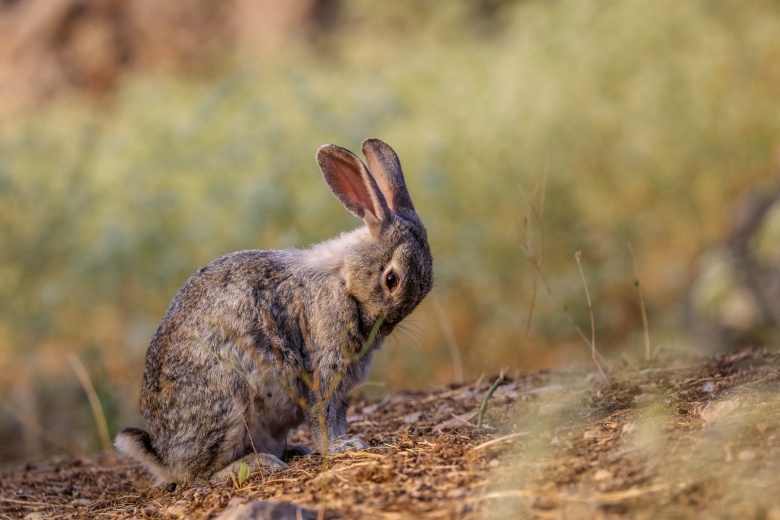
(114, 139, 433, 483)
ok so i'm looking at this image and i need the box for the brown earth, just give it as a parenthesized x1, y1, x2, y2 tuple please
(2, 348, 779, 519)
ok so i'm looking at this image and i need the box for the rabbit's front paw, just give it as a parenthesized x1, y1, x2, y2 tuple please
(326, 436, 368, 454)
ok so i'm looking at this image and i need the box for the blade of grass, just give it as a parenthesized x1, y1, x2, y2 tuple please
(67, 352, 116, 463)
(477, 373, 507, 429)
(629, 243, 652, 361)
(575, 251, 607, 381)
(432, 295, 464, 383)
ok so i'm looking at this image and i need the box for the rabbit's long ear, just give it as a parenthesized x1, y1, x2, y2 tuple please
(362, 138, 416, 216)
(317, 144, 391, 233)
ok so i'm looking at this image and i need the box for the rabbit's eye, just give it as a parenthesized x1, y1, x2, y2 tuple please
(385, 271, 399, 291)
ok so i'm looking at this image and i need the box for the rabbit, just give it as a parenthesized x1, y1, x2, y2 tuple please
(114, 138, 433, 484)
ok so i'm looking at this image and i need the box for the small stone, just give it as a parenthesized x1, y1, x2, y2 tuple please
(165, 500, 189, 518)
(701, 399, 740, 424)
(583, 427, 606, 440)
(447, 488, 469, 498)
(593, 469, 612, 481)
(215, 500, 320, 520)
(361, 404, 379, 414)
(224, 497, 247, 509)
(403, 412, 422, 423)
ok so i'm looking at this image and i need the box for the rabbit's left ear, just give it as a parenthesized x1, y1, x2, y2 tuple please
(362, 138, 416, 216)
(316, 144, 391, 235)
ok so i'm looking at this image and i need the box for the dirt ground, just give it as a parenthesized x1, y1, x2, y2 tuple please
(2, 348, 779, 519)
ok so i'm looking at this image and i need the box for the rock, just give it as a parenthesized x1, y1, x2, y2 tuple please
(403, 411, 423, 423)
(165, 500, 190, 518)
(215, 500, 323, 520)
(701, 399, 740, 424)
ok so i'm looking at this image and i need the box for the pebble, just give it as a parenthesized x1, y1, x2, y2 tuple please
(215, 500, 320, 520)
(403, 411, 423, 423)
(701, 399, 740, 424)
(165, 500, 190, 518)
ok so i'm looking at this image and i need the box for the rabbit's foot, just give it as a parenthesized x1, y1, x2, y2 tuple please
(284, 444, 312, 460)
(322, 435, 368, 455)
(209, 452, 287, 485)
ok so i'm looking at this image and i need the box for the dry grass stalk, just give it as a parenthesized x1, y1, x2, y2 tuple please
(517, 169, 547, 365)
(431, 295, 464, 383)
(518, 178, 606, 368)
(575, 251, 607, 381)
(472, 431, 531, 451)
(629, 243, 652, 361)
(67, 352, 115, 463)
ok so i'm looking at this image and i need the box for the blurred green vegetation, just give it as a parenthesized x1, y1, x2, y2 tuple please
(1, 0, 780, 461)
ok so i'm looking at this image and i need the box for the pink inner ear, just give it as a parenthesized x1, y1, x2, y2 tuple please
(332, 157, 376, 218)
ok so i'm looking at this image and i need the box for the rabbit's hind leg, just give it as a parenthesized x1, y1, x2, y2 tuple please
(283, 443, 312, 460)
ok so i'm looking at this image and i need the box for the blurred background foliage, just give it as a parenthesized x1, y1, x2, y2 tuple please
(1, 0, 779, 462)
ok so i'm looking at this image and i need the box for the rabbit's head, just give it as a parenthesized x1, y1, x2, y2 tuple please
(316, 138, 433, 337)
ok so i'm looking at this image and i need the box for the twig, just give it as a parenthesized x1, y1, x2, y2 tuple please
(449, 412, 478, 426)
(0, 497, 73, 507)
(472, 431, 531, 451)
(517, 169, 547, 365)
(474, 490, 534, 502)
(477, 374, 506, 428)
(628, 244, 651, 361)
(574, 251, 607, 381)
(67, 352, 116, 463)
(517, 180, 606, 364)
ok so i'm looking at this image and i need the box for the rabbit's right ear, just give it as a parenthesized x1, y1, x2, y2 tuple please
(361, 138, 416, 217)
(317, 144, 391, 234)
